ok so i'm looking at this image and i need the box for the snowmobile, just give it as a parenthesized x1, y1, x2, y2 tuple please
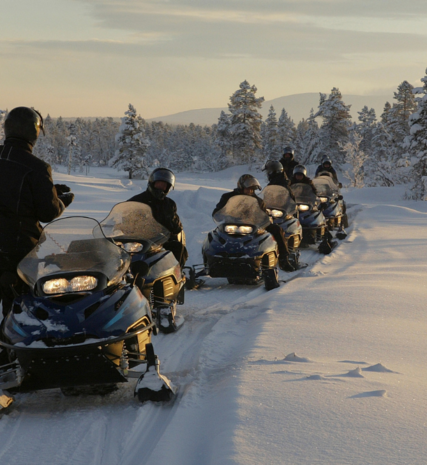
(290, 183, 332, 254)
(261, 185, 303, 268)
(101, 201, 186, 333)
(0, 215, 176, 410)
(186, 195, 280, 291)
(313, 172, 348, 240)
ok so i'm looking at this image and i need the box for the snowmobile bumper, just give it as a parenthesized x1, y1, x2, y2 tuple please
(207, 255, 261, 279)
(0, 323, 155, 392)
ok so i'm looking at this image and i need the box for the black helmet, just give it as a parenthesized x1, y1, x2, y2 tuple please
(322, 155, 332, 167)
(4, 107, 44, 147)
(237, 174, 261, 192)
(263, 160, 284, 180)
(283, 146, 294, 156)
(293, 164, 307, 176)
(148, 167, 175, 200)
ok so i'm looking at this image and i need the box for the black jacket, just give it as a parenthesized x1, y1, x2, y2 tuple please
(290, 175, 318, 195)
(0, 138, 64, 261)
(315, 165, 338, 182)
(279, 157, 299, 180)
(212, 189, 266, 216)
(128, 189, 183, 235)
(267, 173, 296, 200)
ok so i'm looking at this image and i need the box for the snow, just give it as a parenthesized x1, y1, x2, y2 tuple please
(1, 165, 427, 464)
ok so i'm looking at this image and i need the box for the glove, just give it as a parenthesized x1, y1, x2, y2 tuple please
(59, 192, 74, 207)
(55, 184, 71, 196)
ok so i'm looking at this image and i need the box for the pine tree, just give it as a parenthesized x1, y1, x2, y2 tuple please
(277, 108, 296, 151)
(110, 104, 150, 179)
(340, 133, 369, 188)
(403, 69, 427, 199)
(0, 109, 6, 144)
(262, 106, 281, 161)
(302, 109, 321, 164)
(215, 111, 232, 168)
(315, 88, 352, 165)
(228, 80, 264, 165)
(388, 81, 417, 148)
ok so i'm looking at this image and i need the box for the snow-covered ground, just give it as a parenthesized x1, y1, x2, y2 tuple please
(1, 165, 427, 465)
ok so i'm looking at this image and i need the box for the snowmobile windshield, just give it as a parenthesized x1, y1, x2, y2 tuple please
(290, 183, 317, 208)
(313, 176, 339, 198)
(100, 202, 170, 250)
(213, 195, 271, 229)
(261, 185, 297, 216)
(17, 216, 130, 288)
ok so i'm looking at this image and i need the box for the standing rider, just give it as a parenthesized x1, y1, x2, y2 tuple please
(128, 168, 188, 268)
(0, 107, 74, 318)
(213, 174, 295, 272)
(279, 146, 299, 181)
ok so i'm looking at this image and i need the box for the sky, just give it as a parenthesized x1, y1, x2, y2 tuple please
(1, 0, 427, 119)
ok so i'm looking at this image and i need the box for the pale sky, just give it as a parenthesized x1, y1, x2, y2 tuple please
(1, 0, 427, 119)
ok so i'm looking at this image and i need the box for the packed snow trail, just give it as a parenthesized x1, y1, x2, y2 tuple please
(1, 169, 426, 465)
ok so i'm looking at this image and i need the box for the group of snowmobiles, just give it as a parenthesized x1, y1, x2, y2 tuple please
(0, 161, 348, 412)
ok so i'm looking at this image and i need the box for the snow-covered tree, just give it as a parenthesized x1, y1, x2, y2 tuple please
(340, 132, 369, 188)
(110, 104, 150, 179)
(388, 81, 417, 148)
(403, 69, 427, 199)
(262, 106, 281, 160)
(315, 88, 352, 165)
(277, 108, 296, 151)
(215, 111, 232, 167)
(0, 109, 6, 144)
(228, 80, 264, 165)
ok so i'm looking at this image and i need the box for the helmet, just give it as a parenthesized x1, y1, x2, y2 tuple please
(322, 155, 332, 167)
(293, 164, 307, 177)
(283, 146, 294, 156)
(262, 160, 284, 179)
(148, 168, 175, 200)
(4, 107, 44, 147)
(237, 174, 261, 192)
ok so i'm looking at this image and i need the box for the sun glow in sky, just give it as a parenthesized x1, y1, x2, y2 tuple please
(1, 0, 427, 119)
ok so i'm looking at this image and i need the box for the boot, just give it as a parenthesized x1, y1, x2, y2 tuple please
(279, 256, 295, 272)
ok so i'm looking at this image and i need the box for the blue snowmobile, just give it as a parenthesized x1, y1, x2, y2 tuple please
(101, 201, 186, 333)
(290, 183, 332, 254)
(261, 185, 303, 268)
(313, 172, 348, 239)
(186, 195, 280, 291)
(0, 215, 175, 409)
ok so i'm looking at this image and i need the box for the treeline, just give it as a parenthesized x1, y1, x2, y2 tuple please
(1, 67, 427, 197)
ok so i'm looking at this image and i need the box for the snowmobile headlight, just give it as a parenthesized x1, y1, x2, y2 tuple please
(238, 226, 253, 234)
(225, 225, 238, 234)
(123, 242, 143, 253)
(224, 225, 253, 235)
(43, 276, 98, 294)
(298, 204, 310, 212)
(270, 209, 283, 218)
(319, 197, 329, 203)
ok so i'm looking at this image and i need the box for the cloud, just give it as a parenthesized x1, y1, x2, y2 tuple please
(2, 23, 427, 64)
(75, 0, 427, 22)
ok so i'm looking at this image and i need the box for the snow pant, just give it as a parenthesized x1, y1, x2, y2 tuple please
(266, 224, 289, 258)
(163, 241, 189, 269)
(0, 254, 25, 317)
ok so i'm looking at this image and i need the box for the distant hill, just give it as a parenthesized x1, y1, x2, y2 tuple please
(147, 92, 392, 126)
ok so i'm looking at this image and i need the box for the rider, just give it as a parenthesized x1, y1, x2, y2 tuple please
(0, 107, 74, 318)
(279, 146, 299, 181)
(212, 174, 295, 272)
(263, 160, 295, 200)
(290, 165, 318, 195)
(128, 168, 188, 268)
(315, 155, 338, 183)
